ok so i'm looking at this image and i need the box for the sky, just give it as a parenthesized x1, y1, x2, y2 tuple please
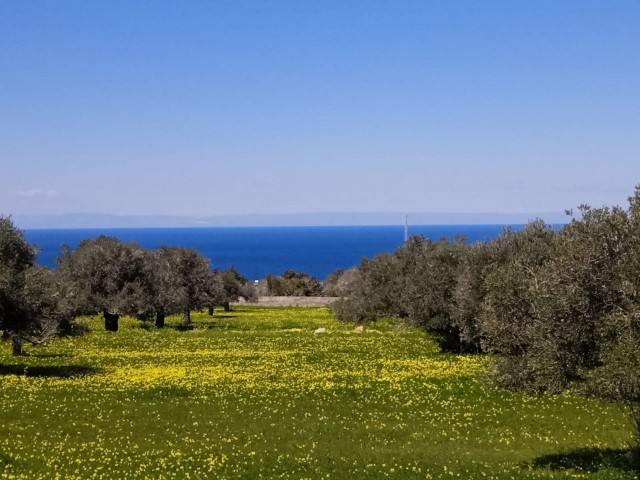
(1, 0, 639, 223)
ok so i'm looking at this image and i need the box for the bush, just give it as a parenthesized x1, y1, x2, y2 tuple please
(265, 270, 323, 296)
(321, 267, 359, 297)
(64, 319, 90, 337)
(330, 296, 377, 323)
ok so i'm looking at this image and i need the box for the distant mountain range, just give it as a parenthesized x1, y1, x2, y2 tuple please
(11, 212, 571, 229)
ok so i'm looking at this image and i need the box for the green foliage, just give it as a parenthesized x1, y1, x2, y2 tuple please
(57, 239, 231, 328)
(332, 247, 409, 323)
(56, 236, 154, 319)
(330, 293, 378, 323)
(451, 240, 498, 350)
(0, 216, 37, 335)
(265, 270, 323, 296)
(332, 236, 471, 351)
(219, 266, 256, 304)
(332, 185, 640, 454)
(485, 203, 634, 394)
(21, 266, 75, 336)
(399, 237, 467, 352)
(153, 246, 218, 321)
(321, 267, 359, 297)
(0, 217, 74, 354)
(478, 220, 556, 357)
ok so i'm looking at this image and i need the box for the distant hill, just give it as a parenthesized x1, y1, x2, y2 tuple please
(12, 212, 570, 229)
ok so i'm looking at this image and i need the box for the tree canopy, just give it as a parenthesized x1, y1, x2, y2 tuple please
(0, 217, 73, 354)
(331, 186, 640, 455)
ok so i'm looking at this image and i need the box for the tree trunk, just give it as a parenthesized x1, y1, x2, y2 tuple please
(11, 333, 22, 356)
(182, 310, 191, 325)
(104, 311, 119, 332)
(223, 302, 231, 312)
(155, 312, 165, 328)
(208, 306, 214, 316)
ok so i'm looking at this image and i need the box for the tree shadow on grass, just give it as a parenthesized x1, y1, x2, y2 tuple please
(0, 364, 99, 378)
(169, 322, 235, 331)
(29, 353, 73, 359)
(0, 453, 12, 467)
(200, 323, 238, 330)
(532, 447, 639, 476)
(171, 324, 195, 332)
(137, 322, 156, 330)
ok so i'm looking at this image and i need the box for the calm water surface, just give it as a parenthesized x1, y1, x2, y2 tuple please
(25, 225, 527, 280)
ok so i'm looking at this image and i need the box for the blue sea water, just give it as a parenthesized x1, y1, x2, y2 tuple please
(24, 225, 526, 281)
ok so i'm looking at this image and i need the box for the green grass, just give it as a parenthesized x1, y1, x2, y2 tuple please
(0, 307, 636, 479)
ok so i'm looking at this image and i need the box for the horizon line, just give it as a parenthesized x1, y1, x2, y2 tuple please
(11, 211, 571, 230)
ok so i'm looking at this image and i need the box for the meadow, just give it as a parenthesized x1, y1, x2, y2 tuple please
(0, 307, 635, 479)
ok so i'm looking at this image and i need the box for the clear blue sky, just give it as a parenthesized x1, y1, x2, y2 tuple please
(1, 1, 638, 220)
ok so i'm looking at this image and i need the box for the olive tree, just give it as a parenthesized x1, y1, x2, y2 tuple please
(265, 270, 323, 297)
(451, 240, 497, 350)
(0, 217, 72, 355)
(154, 247, 217, 325)
(399, 236, 467, 352)
(497, 206, 629, 393)
(478, 221, 556, 355)
(214, 267, 255, 313)
(331, 251, 405, 324)
(56, 236, 153, 331)
(0, 216, 37, 354)
(322, 267, 359, 297)
(582, 187, 640, 459)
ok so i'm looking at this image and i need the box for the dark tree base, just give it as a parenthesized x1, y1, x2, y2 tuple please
(11, 333, 22, 356)
(104, 311, 120, 332)
(182, 311, 191, 325)
(208, 306, 214, 316)
(155, 312, 165, 328)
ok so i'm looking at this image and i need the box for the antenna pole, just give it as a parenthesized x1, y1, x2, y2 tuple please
(404, 214, 409, 243)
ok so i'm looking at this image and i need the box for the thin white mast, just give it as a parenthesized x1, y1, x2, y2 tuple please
(404, 214, 409, 243)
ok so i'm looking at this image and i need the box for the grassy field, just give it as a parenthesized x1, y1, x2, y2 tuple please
(0, 307, 636, 479)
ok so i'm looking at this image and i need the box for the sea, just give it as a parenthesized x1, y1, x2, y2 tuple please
(24, 225, 528, 281)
